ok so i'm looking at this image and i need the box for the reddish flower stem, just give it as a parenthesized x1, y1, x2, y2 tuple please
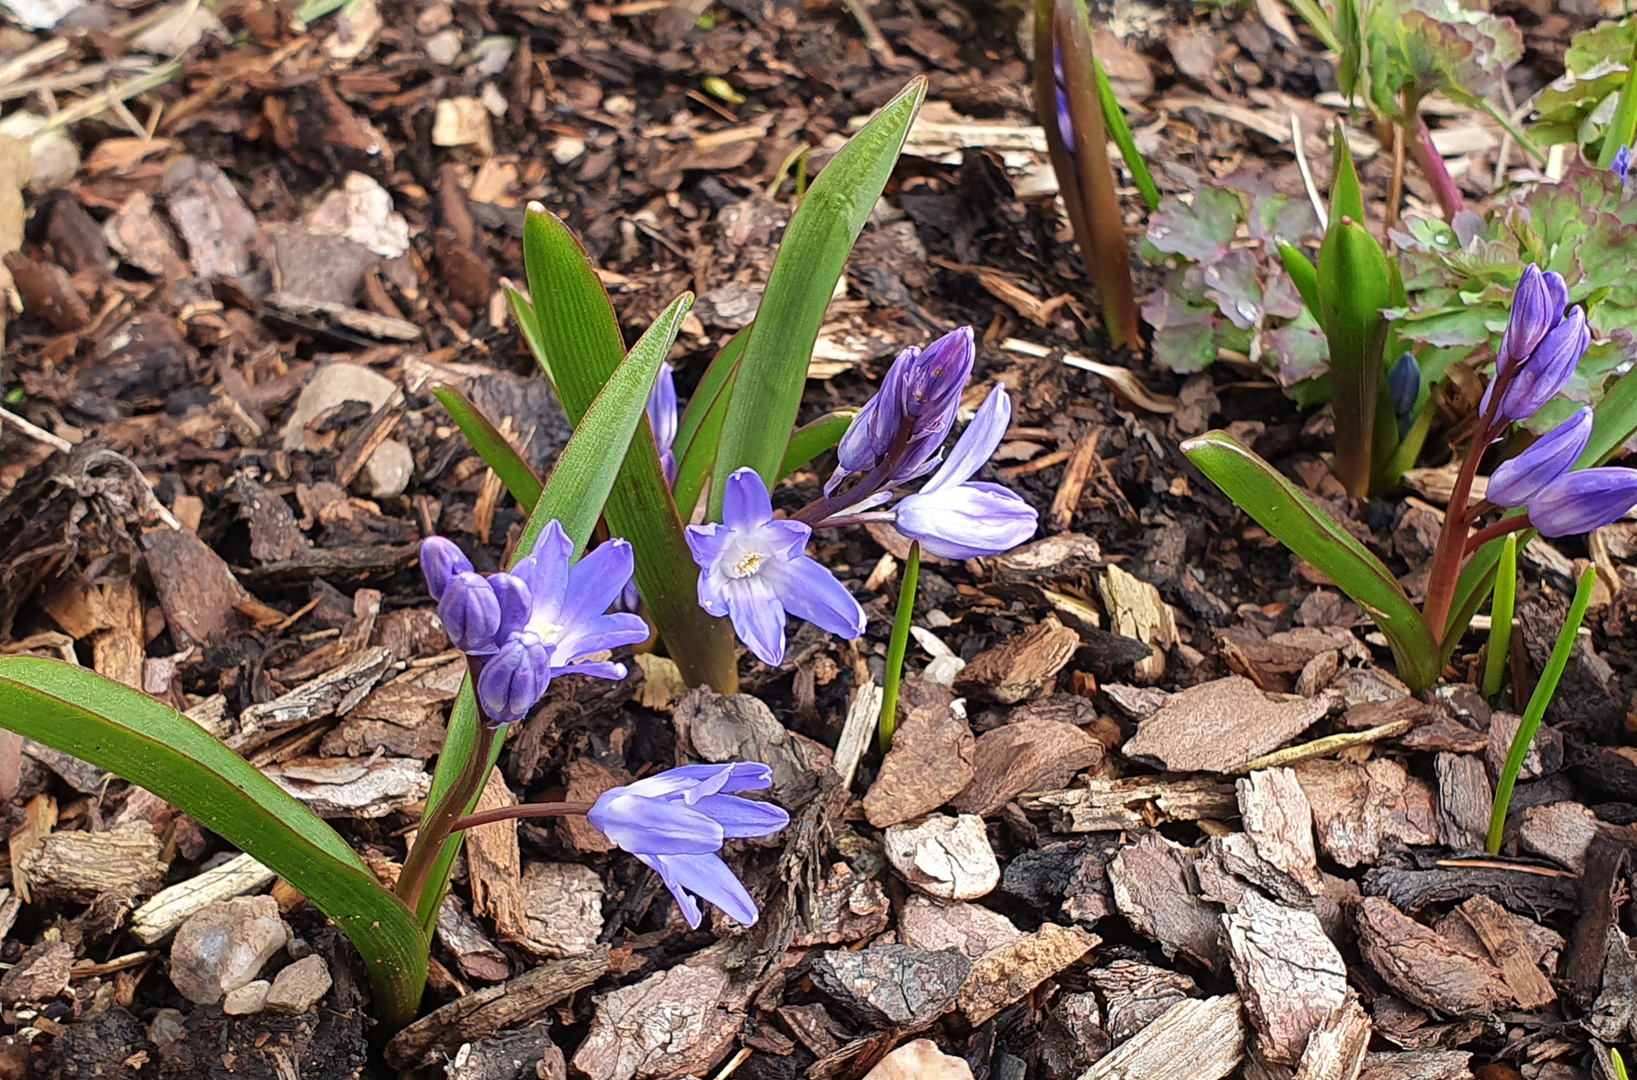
(451, 801, 595, 832)
(1464, 514, 1534, 556)
(1408, 115, 1466, 221)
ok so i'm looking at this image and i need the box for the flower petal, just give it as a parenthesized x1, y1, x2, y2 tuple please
(559, 538, 637, 630)
(650, 852, 761, 926)
(515, 521, 574, 627)
(1526, 466, 1637, 537)
(476, 634, 552, 725)
(692, 794, 790, 837)
(636, 853, 702, 928)
(489, 572, 533, 639)
(560, 660, 628, 681)
(628, 763, 774, 799)
(721, 573, 787, 666)
(1488, 406, 1591, 508)
(553, 612, 650, 664)
(647, 361, 677, 454)
(894, 481, 1039, 559)
(921, 384, 1011, 495)
(587, 790, 725, 855)
(763, 555, 866, 639)
(722, 468, 773, 532)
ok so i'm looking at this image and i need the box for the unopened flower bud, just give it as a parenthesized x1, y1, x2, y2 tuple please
(439, 572, 502, 654)
(420, 537, 472, 602)
(1488, 407, 1591, 509)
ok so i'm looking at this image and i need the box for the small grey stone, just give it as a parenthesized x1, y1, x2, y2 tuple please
(810, 945, 971, 1027)
(222, 980, 269, 1015)
(265, 954, 331, 1014)
(281, 362, 396, 451)
(148, 1008, 186, 1050)
(353, 437, 413, 499)
(169, 895, 290, 1005)
(424, 28, 461, 65)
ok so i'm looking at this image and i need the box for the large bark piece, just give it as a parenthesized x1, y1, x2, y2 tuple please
(1078, 995, 1245, 1080)
(1123, 677, 1331, 773)
(1223, 892, 1348, 1065)
(1355, 898, 1513, 1017)
(1108, 832, 1226, 972)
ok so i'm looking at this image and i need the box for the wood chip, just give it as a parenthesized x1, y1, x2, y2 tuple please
(18, 824, 166, 904)
(674, 688, 832, 797)
(386, 951, 607, 1068)
(1453, 895, 1557, 1010)
(467, 767, 526, 943)
(1233, 768, 1322, 903)
(1123, 676, 1332, 773)
(1516, 801, 1598, 872)
(1293, 995, 1372, 1080)
(229, 646, 393, 752)
(955, 615, 1080, 703)
(810, 945, 971, 1028)
(436, 895, 509, 983)
(951, 718, 1103, 818)
(884, 814, 1000, 901)
(1358, 1051, 1472, 1080)
(1223, 892, 1348, 1065)
(898, 896, 1023, 959)
(1108, 832, 1227, 972)
(863, 683, 974, 827)
(1079, 995, 1245, 1080)
(1355, 897, 1513, 1017)
(130, 852, 274, 945)
(957, 922, 1098, 1025)
(263, 757, 430, 818)
(516, 862, 603, 959)
(1098, 566, 1179, 684)
(1088, 959, 1198, 1042)
(1022, 775, 1238, 832)
(1292, 759, 1438, 868)
(1433, 753, 1491, 850)
(141, 527, 253, 650)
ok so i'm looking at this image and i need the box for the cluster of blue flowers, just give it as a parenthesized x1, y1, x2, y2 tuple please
(418, 325, 1036, 926)
(1480, 265, 1637, 536)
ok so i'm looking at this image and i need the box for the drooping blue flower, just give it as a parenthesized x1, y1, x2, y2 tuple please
(1525, 466, 1637, 537)
(831, 327, 975, 495)
(1487, 407, 1591, 509)
(1614, 144, 1632, 184)
(686, 468, 866, 666)
(1484, 266, 1584, 427)
(587, 762, 789, 928)
(891, 384, 1039, 559)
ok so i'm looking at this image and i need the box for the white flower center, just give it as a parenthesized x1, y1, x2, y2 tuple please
(522, 621, 558, 645)
(731, 551, 765, 578)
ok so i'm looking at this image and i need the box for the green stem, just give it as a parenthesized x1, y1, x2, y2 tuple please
(1480, 534, 1518, 699)
(878, 541, 920, 754)
(1485, 566, 1596, 854)
(398, 712, 497, 916)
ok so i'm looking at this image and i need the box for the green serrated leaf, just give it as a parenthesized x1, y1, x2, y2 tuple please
(0, 658, 427, 1031)
(1182, 431, 1441, 691)
(711, 78, 927, 512)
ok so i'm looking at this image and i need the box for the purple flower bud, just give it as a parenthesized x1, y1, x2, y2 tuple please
(891, 384, 1039, 559)
(686, 469, 866, 667)
(1525, 466, 1637, 537)
(1495, 265, 1564, 378)
(649, 362, 678, 488)
(1053, 45, 1076, 160)
(1615, 144, 1632, 184)
(476, 633, 552, 725)
(833, 328, 975, 491)
(1491, 305, 1587, 423)
(420, 537, 472, 602)
(1387, 353, 1420, 417)
(1487, 407, 1591, 509)
(587, 762, 788, 928)
(439, 572, 502, 654)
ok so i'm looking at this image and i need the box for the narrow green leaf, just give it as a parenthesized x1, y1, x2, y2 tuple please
(1481, 534, 1518, 699)
(1094, 58, 1160, 211)
(878, 541, 920, 754)
(1597, 36, 1637, 169)
(1486, 566, 1595, 853)
(1443, 535, 1506, 665)
(673, 329, 747, 468)
(1285, 0, 1342, 52)
(1318, 218, 1392, 497)
(779, 409, 858, 481)
(1182, 431, 1441, 691)
(522, 292, 692, 558)
(1278, 241, 1321, 316)
(0, 658, 427, 1031)
(1580, 366, 1637, 468)
(672, 330, 749, 520)
(522, 206, 737, 693)
(711, 77, 927, 513)
(1329, 128, 1366, 226)
(431, 385, 544, 513)
(504, 282, 556, 395)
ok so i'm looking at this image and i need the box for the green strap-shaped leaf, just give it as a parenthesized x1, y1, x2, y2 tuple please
(1182, 431, 1441, 691)
(504, 283, 557, 395)
(1580, 364, 1637, 468)
(0, 658, 426, 1031)
(710, 77, 927, 512)
(521, 206, 737, 694)
(780, 409, 858, 481)
(672, 330, 749, 521)
(431, 385, 545, 513)
(523, 292, 692, 557)
(413, 294, 695, 933)
(1093, 57, 1160, 212)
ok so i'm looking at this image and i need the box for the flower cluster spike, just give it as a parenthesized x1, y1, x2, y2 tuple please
(421, 526, 649, 726)
(1488, 406, 1637, 537)
(1482, 265, 1585, 429)
(588, 762, 789, 928)
(831, 326, 975, 493)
